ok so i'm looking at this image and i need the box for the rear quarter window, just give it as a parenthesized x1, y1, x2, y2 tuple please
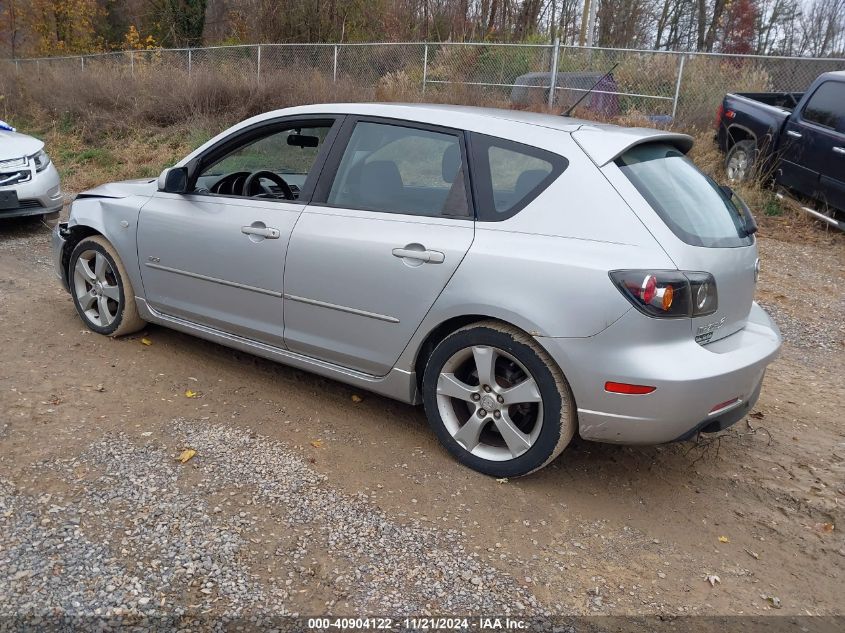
(469, 133, 568, 221)
(617, 143, 753, 248)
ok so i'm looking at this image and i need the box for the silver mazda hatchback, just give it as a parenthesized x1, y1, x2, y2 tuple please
(52, 104, 781, 477)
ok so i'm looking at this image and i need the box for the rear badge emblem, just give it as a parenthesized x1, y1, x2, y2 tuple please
(696, 316, 727, 344)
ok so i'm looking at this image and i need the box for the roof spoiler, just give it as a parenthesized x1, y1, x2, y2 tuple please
(571, 127, 694, 167)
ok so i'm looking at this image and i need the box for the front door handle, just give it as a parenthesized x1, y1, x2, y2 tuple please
(241, 225, 280, 239)
(392, 247, 445, 264)
(786, 130, 802, 138)
(833, 146, 845, 155)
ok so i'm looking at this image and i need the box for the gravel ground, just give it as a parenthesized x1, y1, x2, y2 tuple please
(1, 419, 543, 624)
(755, 235, 844, 357)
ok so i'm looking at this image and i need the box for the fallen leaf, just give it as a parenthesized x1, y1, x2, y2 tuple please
(496, 478, 509, 484)
(310, 439, 323, 448)
(749, 411, 765, 419)
(744, 548, 759, 560)
(176, 448, 196, 463)
(95, 384, 105, 392)
(351, 394, 363, 403)
(814, 522, 834, 533)
(706, 574, 720, 587)
(141, 337, 152, 346)
(718, 536, 730, 543)
(765, 595, 782, 609)
(184, 389, 199, 398)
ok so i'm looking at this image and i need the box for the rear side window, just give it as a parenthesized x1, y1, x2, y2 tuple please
(617, 143, 753, 248)
(802, 81, 845, 133)
(327, 121, 469, 218)
(469, 133, 567, 221)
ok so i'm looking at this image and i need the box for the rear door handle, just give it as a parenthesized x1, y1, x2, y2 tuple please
(392, 247, 445, 264)
(833, 146, 845, 155)
(786, 130, 802, 138)
(241, 225, 280, 239)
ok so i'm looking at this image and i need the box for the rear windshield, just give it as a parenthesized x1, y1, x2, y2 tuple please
(617, 143, 753, 248)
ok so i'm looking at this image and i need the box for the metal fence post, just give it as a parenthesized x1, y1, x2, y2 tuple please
(130, 50, 134, 77)
(422, 43, 429, 93)
(548, 38, 560, 107)
(81, 56, 85, 71)
(333, 44, 338, 83)
(15, 59, 19, 74)
(188, 48, 192, 76)
(672, 53, 685, 121)
(256, 44, 262, 80)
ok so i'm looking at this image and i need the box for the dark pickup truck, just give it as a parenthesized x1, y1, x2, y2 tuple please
(716, 71, 845, 214)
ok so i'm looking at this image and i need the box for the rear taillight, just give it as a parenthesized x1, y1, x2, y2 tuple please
(715, 104, 735, 129)
(609, 270, 718, 318)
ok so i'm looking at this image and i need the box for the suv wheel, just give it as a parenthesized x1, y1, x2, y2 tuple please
(422, 321, 576, 477)
(69, 236, 146, 337)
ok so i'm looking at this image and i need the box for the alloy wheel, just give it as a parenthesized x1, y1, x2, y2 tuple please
(73, 249, 121, 327)
(436, 345, 543, 461)
(726, 149, 749, 181)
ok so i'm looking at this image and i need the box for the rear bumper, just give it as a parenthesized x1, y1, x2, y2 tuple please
(537, 302, 782, 444)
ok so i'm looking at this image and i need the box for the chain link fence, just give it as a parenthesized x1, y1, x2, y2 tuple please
(2, 42, 844, 127)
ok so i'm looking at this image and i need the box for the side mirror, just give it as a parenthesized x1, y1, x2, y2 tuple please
(158, 166, 188, 193)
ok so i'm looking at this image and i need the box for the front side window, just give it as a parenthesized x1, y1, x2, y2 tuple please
(327, 121, 469, 217)
(617, 143, 753, 248)
(195, 125, 332, 199)
(802, 81, 845, 133)
(469, 133, 567, 221)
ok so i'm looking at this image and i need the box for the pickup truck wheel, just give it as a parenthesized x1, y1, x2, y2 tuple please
(726, 140, 757, 182)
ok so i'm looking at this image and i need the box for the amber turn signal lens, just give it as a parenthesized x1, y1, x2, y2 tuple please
(661, 284, 674, 311)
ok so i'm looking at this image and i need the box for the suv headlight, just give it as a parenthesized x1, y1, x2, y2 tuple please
(30, 149, 51, 172)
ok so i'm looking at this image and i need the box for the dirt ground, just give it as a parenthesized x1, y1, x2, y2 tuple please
(0, 213, 843, 626)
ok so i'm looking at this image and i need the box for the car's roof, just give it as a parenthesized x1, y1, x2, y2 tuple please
(278, 102, 587, 131)
(184, 102, 693, 168)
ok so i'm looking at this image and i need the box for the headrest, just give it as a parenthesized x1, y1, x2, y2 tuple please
(515, 169, 548, 196)
(441, 144, 461, 183)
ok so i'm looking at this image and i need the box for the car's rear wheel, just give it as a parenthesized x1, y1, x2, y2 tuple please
(69, 236, 145, 337)
(725, 140, 757, 182)
(422, 321, 576, 477)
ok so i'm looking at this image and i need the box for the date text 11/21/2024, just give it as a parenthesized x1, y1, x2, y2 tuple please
(306, 617, 528, 630)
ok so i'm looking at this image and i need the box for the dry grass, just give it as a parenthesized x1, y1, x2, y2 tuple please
(0, 64, 841, 245)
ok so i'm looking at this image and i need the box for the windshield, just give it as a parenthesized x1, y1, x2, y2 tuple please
(617, 143, 753, 248)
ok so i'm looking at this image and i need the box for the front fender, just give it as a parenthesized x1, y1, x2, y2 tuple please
(64, 196, 147, 299)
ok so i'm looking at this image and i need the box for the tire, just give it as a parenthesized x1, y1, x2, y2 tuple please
(725, 140, 757, 182)
(421, 320, 576, 478)
(69, 235, 146, 337)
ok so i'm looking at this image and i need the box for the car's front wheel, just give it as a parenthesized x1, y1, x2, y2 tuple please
(422, 321, 576, 477)
(69, 235, 146, 337)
